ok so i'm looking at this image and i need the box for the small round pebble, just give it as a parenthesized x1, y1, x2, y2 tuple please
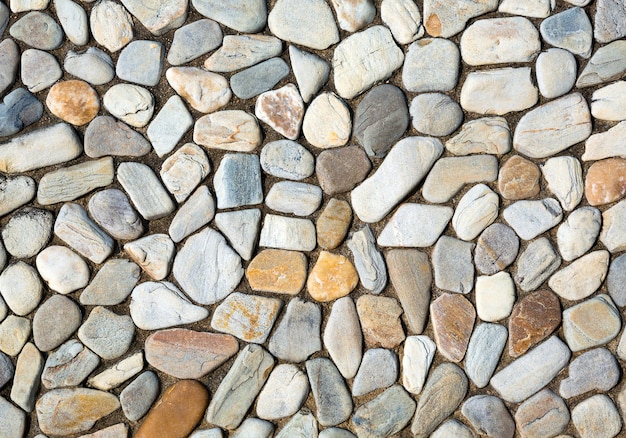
(36, 246, 90, 294)
(0, 261, 43, 316)
(1, 207, 53, 258)
(536, 48, 577, 99)
(32, 295, 81, 352)
(120, 371, 160, 421)
(260, 140, 315, 180)
(410, 93, 463, 136)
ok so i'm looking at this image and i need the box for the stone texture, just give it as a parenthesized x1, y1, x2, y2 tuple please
(378, 203, 452, 247)
(0, 316, 31, 357)
(584, 121, 626, 161)
(563, 294, 621, 352)
(352, 348, 398, 396)
(302, 92, 350, 149)
(464, 323, 507, 388)
(160, 144, 210, 204)
(54, 0, 88, 45)
(214, 153, 263, 209)
(422, 0, 498, 38)
(10, 12, 64, 50)
(0, 175, 36, 217)
(462, 395, 515, 438)
(424, 155, 498, 203)
(87, 351, 143, 391)
(0, 396, 26, 438)
(255, 84, 304, 140)
(256, 364, 309, 420)
(475, 271, 516, 322)
(89, 189, 143, 240)
(357, 295, 405, 349)
(0, 88, 43, 138)
(78, 307, 134, 360)
(275, 410, 317, 437)
(11, 342, 43, 412)
(147, 95, 192, 157)
(268, 0, 337, 49)
(90, 0, 133, 52)
(211, 292, 281, 343)
(268, 298, 321, 362)
(316, 199, 351, 250)
(381, 0, 424, 44)
(537, 48, 577, 99)
(577, 40, 626, 88)
(259, 214, 316, 252)
(316, 146, 371, 195)
(46, 80, 99, 126)
(542, 156, 583, 211)
(118, 162, 176, 221)
(2, 207, 53, 258)
(402, 38, 459, 92)
(124, 234, 175, 280)
(509, 290, 561, 357)
(0, 39, 19, 97)
(306, 357, 352, 427)
(102, 84, 154, 128)
(402, 335, 435, 394)
(214, 209, 261, 261)
(549, 250, 609, 301)
(145, 329, 238, 379)
(452, 184, 499, 242)
(194, 110, 261, 153)
(446, 117, 511, 156)
(591, 81, 626, 121)
(608, 253, 626, 306)
(560, 348, 620, 399)
(324, 297, 362, 379)
(84, 116, 151, 158)
(33, 295, 81, 352)
(431, 420, 474, 438)
(168, 186, 215, 243)
(600, 199, 626, 252)
(168, 19, 222, 65)
(266, 181, 322, 216)
(586, 158, 626, 206)
(307, 251, 358, 302)
(515, 389, 570, 438)
(540, 7, 593, 57)
(80, 259, 140, 306)
(330, 0, 375, 32)
(348, 226, 387, 294)
(410, 93, 463, 137)
(503, 198, 563, 240)
(0, 352, 13, 389)
(120, 0, 187, 36)
(246, 249, 307, 295)
(120, 371, 159, 422)
(166, 67, 230, 114)
(289, 45, 330, 103)
(205, 34, 282, 72)
(515, 237, 561, 292)
(231, 58, 289, 99)
(499, 0, 553, 17)
(64, 48, 115, 86)
(0, 261, 43, 316)
(498, 155, 541, 200)
(41, 340, 99, 389)
(352, 385, 416, 437)
(572, 394, 622, 438)
(260, 140, 314, 180)
(475, 223, 519, 275)
(430, 293, 475, 362)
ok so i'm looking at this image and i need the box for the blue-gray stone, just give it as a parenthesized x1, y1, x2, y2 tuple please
(116, 40, 164, 87)
(432, 236, 474, 294)
(559, 348, 620, 399)
(348, 225, 387, 294)
(464, 323, 507, 388)
(233, 418, 274, 438)
(41, 340, 99, 389)
(352, 385, 416, 438)
(461, 395, 515, 438)
(275, 410, 317, 438)
(0, 396, 26, 438)
(213, 153, 263, 209)
(540, 7, 593, 58)
(306, 357, 352, 427)
(319, 428, 355, 438)
(64, 48, 115, 86)
(192, 0, 266, 32)
(577, 41, 626, 88)
(120, 371, 159, 421)
(10, 12, 64, 50)
(0, 2, 8, 37)
(0, 88, 43, 138)
(230, 58, 290, 99)
(168, 19, 223, 65)
(268, 298, 321, 362)
(0, 39, 19, 96)
(352, 349, 398, 397)
(21, 49, 62, 93)
(260, 140, 315, 181)
(514, 237, 561, 292)
(608, 253, 626, 307)
(0, 351, 14, 389)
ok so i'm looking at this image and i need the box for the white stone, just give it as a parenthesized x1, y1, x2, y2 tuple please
(103, 84, 154, 128)
(475, 272, 515, 322)
(168, 186, 215, 243)
(591, 81, 626, 121)
(572, 394, 622, 438)
(265, 182, 322, 217)
(352, 349, 398, 396)
(193, 110, 261, 152)
(548, 251, 609, 301)
(259, 214, 316, 252)
(333, 26, 404, 99)
(583, 122, 626, 161)
(166, 67, 230, 114)
(36, 246, 89, 294)
(323, 297, 362, 379)
(2, 208, 53, 258)
(147, 95, 193, 157)
(124, 234, 175, 281)
(460, 17, 540, 66)
(87, 351, 143, 391)
(445, 117, 511, 156)
(302, 93, 351, 149)
(330, 0, 375, 32)
(514, 93, 591, 159)
(54, 0, 88, 45)
(256, 364, 310, 420)
(89, 0, 133, 52)
(536, 48, 577, 99)
(130, 281, 209, 330)
(498, 0, 554, 17)
(460, 67, 538, 115)
(0, 262, 42, 316)
(119, 0, 187, 36)
(422, 0, 498, 38)
(160, 143, 210, 203)
(599, 200, 626, 252)
(542, 156, 583, 212)
(557, 207, 602, 262)
(10, 0, 49, 12)
(577, 40, 626, 88)
(214, 209, 261, 261)
(452, 184, 499, 242)
(260, 140, 314, 180)
(381, 0, 424, 44)
(402, 335, 436, 395)
(423, 156, 498, 204)
(0, 176, 35, 217)
(503, 199, 563, 240)
(268, 0, 338, 50)
(289, 46, 330, 103)
(402, 38, 460, 93)
(377, 203, 452, 247)
(117, 162, 175, 220)
(351, 137, 443, 223)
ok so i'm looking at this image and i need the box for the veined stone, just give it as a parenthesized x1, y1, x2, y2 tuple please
(381, 0, 424, 44)
(577, 41, 626, 88)
(214, 153, 263, 209)
(307, 251, 358, 302)
(147, 95, 192, 157)
(289, 45, 330, 103)
(84, 116, 151, 158)
(90, 0, 133, 52)
(503, 198, 563, 240)
(54, 0, 88, 45)
(572, 394, 622, 438)
(194, 110, 261, 152)
(460, 67, 538, 115)
(352, 385, 415, 437)
(432, 236, 474, 294)
(446, 117, 511, 156)
(563, 294, 621, 352)
(462, 395, 515, 438)
(0, 261, 42, 316)
(595, 0, 626, 43)
(260, 140, 314, 180)
(168, 186, 215, 243)
(542, 156, 583, 211)
(600, 199, 626, 252)
(540, 7, 593, 58)
(536, 48, 577, 99)
(357, 295, 405, 349)
(402, 38, 459, 93)
(120, 0, 187, 35)
(475, 272, 516, 322)
(214, 209, 261, 260)
(160, 143, 210, 204)
(591, 81, 626, 121)
(78, 307, 134, 360)
(2, 207, 53, 258)
(54, 203, 114, 264)
(268, 0, 337, 49)
(168, 19, 222, 65)
(514, 93, 591, 158)
(515, 237, 561, 292)
(88, 189, 143, 241)
(0, 176, 35, 217)
(266, 181, 322, 216)
(583, 122, 626, 161)
(81, 259, 140, 306)
(515, 389, 570, 438)
(193, 0, 266, 33)
(166, 67, 230, 114)
(431, 294, 475, 362)
(268, 298, 321, 362)
(36, 246, 89, 294)
(0, 316, 31, 357)
(124, 234, 175, 280)
(87, 351, 143, 391)
(41, 340, 99, 389)
(475, 223, 519, 275)
(306, 357, 352, 427)
(549, 251, 609, 301)
(333, 26, 404, 99)
(259, 214, 316, 251)
(204, 35, 282, 73)
(11, 343, 43, 412)
(275, 410, 317, 437)
(145, 328, 238, 378)
(303, 93, 351, 149)
(423, 0, 498, 38)
(256, 364, 310, 420)
(0, 88, 43, 138)
(37, 157, 114, 205)
(130, 281, 208, 330)
(64, 48, 115, 86)
(0, 123, 81, 173)
(316, 199, 351, 250)
(351, 136, 443, 223)
(509, 290, 561, 357)
(498, 0, 554, 17)
(211, 292, 282, 343)
(402, 335, 435, 394)
(324, 297, 362, 379)
(120, 371, 159, 422)
(255, 84, 304, 140)
(461, 17, 540, 65)
(452, 184, 499, 241)
(102, 84, 154, 128)
(117, 162, 175, 220)
(378, 203, 452, 247)
(10, 12, 64, 50)
(348, 226, 387, 294)
(490, 336, 571, 403)
(560, 348, 620, 399)
(557, 207, 602, 262)
(173, 227, 243, 305)
(464, 323, 507, 388)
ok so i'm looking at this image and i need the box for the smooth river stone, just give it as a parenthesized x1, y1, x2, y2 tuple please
(411, 363, 468, 437)
(499, 0, 553, 17)
(290, 45, 330, 103)
(230, 58, 289, 99)
(491, 336, 571, 403)
(316, 146, 371, 195)
(38, 158, 114, 205)
(508, 290, 561, 357)
(0, 39, 18, 96)
(303, 92, 351, 149)
(90, 0, 133, 52)
(166, 67, 230, 113)
(452, 184, 499, 241)
(256, 364, 310, 420)
(41, 340, 99, 389)
(306, 357, 352, 427)
(330, 0, 375, 32)
(168, 186, 215, 243)
(307, 251, 358, 302)
(540, 7, 593, 58)
(0, 262, 42, 316)
(0, 88, 43, 138)
(515, 389, 570, 438)
(204, 34, 282, 72)
(563, 294, 621, 352)
(124, 234, 175, 280)
(462, 395, 515, 438)
(446, 117, 511, 156)
(84, 116, 151, 158)
(536, 48, 577, 99)
(503, 198, 563, 240)
(357, 295, 405, 349)
(402, 335, 435, 394)
(316, 199, 351, 250)
(147, 95, 192, 157)
(0, 316, 31, 357)
(260, 140, 314, 180)
(333, 26, 404, 99)
(583, 121, 626, 161)
(206, 345, 274, 430)
(246, 249, 307, 295)
(475, 223, 519, 275)
(268, 298, 321, 362)
(423, 0, 498, 38)
(10, 12, 64, 49)
(259, 214, 316, 252)
(120, 371, 159, 422)
(135, 381, 208, 438)
(78, 307, 134, 360)
(193, 0, 265, 33)
(608, 254, 626, 306)
(380, 0, 424, 44)
(87, 351, 143, 391)
(145, 329, 238, 379)
(117, 162, 175, 220)
(194, 110, 261, 152)
(352, 385, 416, 437)
(80, 259, 140, 306)
(89, 189, 143, 240)
(431, 293, 475, 362)
(54, 0, 88, 45)
(255, 84, 304, 140)
(46, 80, 99, 126)
(266, 181, 322, 216)
(549, 250, 609, 301)
(348, 226, 387, 294)
(120, 0, 186, 36)
(11, 342, 43, 412)
(577, 40, 626, 88)
(498, 155, 541, 200)
(515, 237, 561, 292)
(557, 207, 602, 263)
(324, 297, 362, 379)
(2, 207, 53, 258)
(168, 19, 222, 65)
(267, 0, 337, 49)
(464, 323, 507, 388)
(351, 136, 443, 223)
(600, 199, 626, 252)
(0, 175, 36, 217)
(423, 155, 498, 203)
(475, 272, 516, 322)
(33, 295, 81, 352)
(410, 93, 463, 136)
(64, 48, 115, 86)
(402, 38, 459, 93)
(387, 249, 431, 334)
(103, 84, 154, 128)
(591, 81, 626, 121)
(560, 348, 620, 399)
(585, 158, 626, 206)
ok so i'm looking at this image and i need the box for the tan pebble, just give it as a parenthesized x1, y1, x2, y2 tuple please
(46, 80, 99, 126)
(307, 251, 358, 302)
(356, 294, 405, 348)
(317, 199, 352, 250)
(498, 155, 540, 200)
(246, 249, 307, 295)
(585, 158, 626, 206)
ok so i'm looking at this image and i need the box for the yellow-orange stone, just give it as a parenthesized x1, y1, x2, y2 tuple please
(585, 158, 626, 206)
(46, 80, 100, 126)
(135, 380, 209, 438)
(307, 251, 358, 302)
(316, 198, 352, 250)
(246, 249, 307, 294)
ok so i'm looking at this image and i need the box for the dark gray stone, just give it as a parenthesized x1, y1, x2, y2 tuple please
(0, 88, 43, 137)
(608, 253, 626, 307)
(214, 153, 263, 209)
(560, 348, 620, 399)
(10, 12, 64, 50)
(539, 7, 593, 58)
(168, 19, 223, 65)
(352, 385, 416, 437)
(461, 395, 515, 438)
(120, 371, 159, 421)
(0, 351, 14, 390)
(84, 116, 152, 158)
(353, 84, 409, 158)
(514, 237, 561, 292)
(230, 58, 290, 99)
(432, 236, 474, 294)
(475, 223, 520, 275)
(316, 146, 371, 195)
(306, 357, 352, 427)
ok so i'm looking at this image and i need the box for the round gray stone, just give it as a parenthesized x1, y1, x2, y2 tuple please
(168, 19, 223, 65)
(474, 223, 520, 275)
(88, 189, 144, 240)
(33, 295, 81, 352)
(116, 40, 164, 87)
(20, 49, 62, 93)
(410, 93, 463, 136)
(77, 306, 135, 360)
(260, 140, 315, 181)
(120, 371, 159, 421)
(10, 12, 64, 50)
(64, 48, 115, 86)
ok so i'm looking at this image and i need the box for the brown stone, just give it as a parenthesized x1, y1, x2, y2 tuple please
(585, 158, 626, 206)
(387, 249, 431, 334)
(515, 389, 570, 438)
(356, 294, 405, 348)
(255, 84, 304, 140)
(316, 198, 352, 250)
(307, 251, 358, 302)
(431, 293, 475, 362)
(46, 80, 100, 126)
(246, 249, 307, 295)
(135, 380, 209, 438)
(508, 290, 561, 357)
(316, 145, 372, 195)
(145, 329, 239, 379)
(498, 155, 540, 200)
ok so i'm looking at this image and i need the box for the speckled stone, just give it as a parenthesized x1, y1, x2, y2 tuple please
(357, 294, 405, 349)
(515, 389, 570, 438)
(33, 295, 81, 352)
(120, 371, 160, 422)
(78, 307, 135, 360)
(572, 394, 622, 438)
(475, 223, 519, 275)
(255, 84, 305, 140)
(431, 293, 475, 362)
(80, 259, 140, 306)
(509, 290, 561, 358)
(84, 116, 151, 158)
(306, 357, 352, 427)
(260, 140, 315, 181)
(462, 395, 515, 438)
(352, 385, 416, 437)
(10, 12, 64, 50)
(316, 146, 371, 195)
(432, 236, 474, 294)
(560, 348, 620, 399)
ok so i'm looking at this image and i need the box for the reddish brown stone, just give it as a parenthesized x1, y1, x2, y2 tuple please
(508, 290, 561, 357)
(135, 380, 209, 438)
(585, 158, 626, 206)
(316, 198, 352, 250)
(431, 293, 475, 362)
(246, 249, 307, 295)
(316, 145, 371, 195)
(46, 80, 100, 126)
(356, 294, 405, 348)
(498, 155, 540, 200)
(255, 84, 304, 140)
(145, 329, 239, 379)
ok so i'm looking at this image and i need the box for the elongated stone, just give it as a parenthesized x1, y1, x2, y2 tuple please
(324, 297, 362, 379)
(87, 351, 143, 390)
(316, 199, 351, 250)
(166, 67, 230, 114)
(563, 294, 621, 352)
(378, 203, 452, 247)
(194, 110, 261, 153)
(402, 335, 435, 394)
(80, 259, 140, 306)
(204, 34, 282, 72)
(452, 184, 499, 241)
(38, 157, 113, 205)
(246, 249, 307, 295)
(214, 153, 263, 209)
(84, 116, 151, 158)
(548, 251, 609, 301)
(499, 0, 553, 17)
(168, 19, 222, 65)
(117, 162, 175, 221)
(446, 117, 511, 156)
(608, 254, 626, 306)
(268, 298, 321, 362)
(41, 340, 99, 389)
(515, 238, 561, 292)
(147, 95, 192, 157)
(206, 345, 274, 430)
(88, 189, 143, 241)
(464, 323, 507, 388)
(54, 0, 88, 45)
(120, 371, 159, 422)
(11, 343, 43, 412)
(306, 357, 352, 427)
(0, 397, 25, 438)
(542, 156, 583, 211)
(231, 58, 289, 99)
(600, 199, 626, 252)
(431, 293, 475, 362)
(348, 226, 387, 294)
(352, 385, 416, 437)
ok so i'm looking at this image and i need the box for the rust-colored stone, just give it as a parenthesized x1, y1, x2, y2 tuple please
(307, 251, 358, 302)
(356, 294, 405, 348)
(255, 84, 304, 140)
(425, 13, 442, 36)
(246, 249, 307, 295)
(46, 80, 100, 126)
(498, 155, 540, 200)
(585, 158, 626, 206)
(508, 290, 561, 357)
(316, 198, 352, 250)
(135, 380, 209, 438)
(431, 293, 475, 362)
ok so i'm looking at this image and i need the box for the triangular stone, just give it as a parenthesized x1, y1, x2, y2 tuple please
(289, 46, 330, 103)
(214, 209, 261, 261)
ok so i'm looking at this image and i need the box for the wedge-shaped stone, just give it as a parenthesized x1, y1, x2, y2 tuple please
(583, 122, 626, 161)
(422, 155, 497, 203)
(515, 237, 561, 291)
(452, 184, 499, 241)
(460, 68, 538, 115)
(84, 116, 150, 158)
(102, 84, 154, 127)
(268, 298, 321, 362)
(464, 323, 507, 388)
(38, 157, 113, 205)
(80, 259, 140, 306)
(508, 290, 561, 357)
(259, 214, 316, 251)
(54, 203, 113, 264)
(423, 0, 498, 37)
(256, 364, 309, 420)
(145, 328, 238, 379)
(41, 340, 99, 389)
(204, 35, 282, 72)
(503, 198, 563, 240)
(563, 294, 621, 352)
(160, 143, 210, 204)
(88, 189, 144, 241)
(542, 156, 583, 211)
(215, 209, 261, 260)
(599, 199, 626, 252)
(591, 81, 626, 121)
(166, 67, 230, 114)
(348, 226, 387, 294)
(168, 186, 215, 243)
(402, 335, 435, 395)
(87, 351, 143, 391)
(515, 389, 570, 438)
(446, 117, 510, 156)
(560, 348, 620, 399)
(120, 0, 187, 36)
(193, 0, 266, 33)
(549, 251, 609, 301)
(431, 294, 475, 362)
(306, 357, 352, 427)
(147, 95, 192, 157)
(324, 297, 362, 379)
(577, 40, 626, 88)
(173, 227, 243, 305)
(246, 249, 307, 295)
(352, 137, 442, 223)
(268, 0, 337, 49)
(255, 84, 304, 140)
(194, 110, 261, 152)
(206, 345, 274, 430)
(378, 204, 452, 247)
(352, 385, 416, 437)
(540, 7, 592, 57)
(124, 234, 175, 281)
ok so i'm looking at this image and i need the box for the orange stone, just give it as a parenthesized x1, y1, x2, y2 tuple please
(585, 158, 626, 206)
(316, 198, 352, 250)
(430, 293, 475, 362)
(46, 80, 100, 126)
(135, 380, 209, 438)
(246, 249, 307, 295)
(508, 290, 561, 357)
(498, 155, 540, 200)
(307, 251, 358, 302)
(356, 294, 405, 348)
